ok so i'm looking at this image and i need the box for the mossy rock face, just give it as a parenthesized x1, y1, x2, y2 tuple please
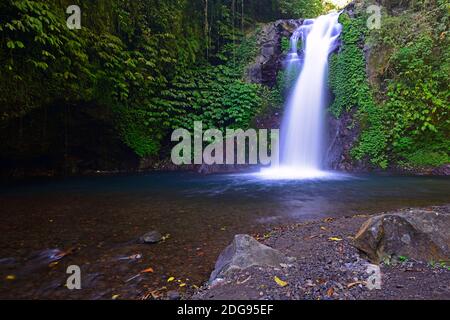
(354, 206, 450, 264)
(245, 19, 303, 87)
(365, 44, 391, 92)
(327, 1, 449, 171)
(379, 0, 416, 13)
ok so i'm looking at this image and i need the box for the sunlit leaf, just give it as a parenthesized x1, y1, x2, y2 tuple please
(274, 276, 288, 287)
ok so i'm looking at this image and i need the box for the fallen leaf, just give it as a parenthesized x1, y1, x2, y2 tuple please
(329, 237, 343, 242)
(162, 234, 171, 241)
(141, 267, 154, 274)
(112, 294, 120, 300)
(347, 281, 366, 289)
(55, 246, 77, 260)
(167, 277, 175, 283)
(326, 287, 335, 297)
(141, 286, 167, 300)
(274, 276, 288, 287)
(179, 283, 186, 287)
(6, 275, 16, 281)
(320, 226, 328, 231)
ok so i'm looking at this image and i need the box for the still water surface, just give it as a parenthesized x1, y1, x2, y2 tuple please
(0, 173, 448, 299)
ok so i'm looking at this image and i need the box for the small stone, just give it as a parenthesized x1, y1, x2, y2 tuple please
(139, 231, 162, 244)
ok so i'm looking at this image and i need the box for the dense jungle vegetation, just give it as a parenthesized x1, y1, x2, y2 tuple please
(0, 0, 448, 174)
(329, 0, 449, 169)
(0, 0, 325, 173)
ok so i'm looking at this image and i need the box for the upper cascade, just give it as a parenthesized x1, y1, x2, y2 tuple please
(261, 12, 342, 179)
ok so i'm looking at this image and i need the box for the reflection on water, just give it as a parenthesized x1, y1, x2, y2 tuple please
(0, 173, 448, 299)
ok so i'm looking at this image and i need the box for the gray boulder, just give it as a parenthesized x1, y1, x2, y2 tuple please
(210, 234, 293, 282)
(354, 206, 450, 263)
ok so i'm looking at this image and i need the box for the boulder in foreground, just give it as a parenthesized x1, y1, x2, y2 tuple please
(210, 234, 293, 282)
(354, 207, 450, 263)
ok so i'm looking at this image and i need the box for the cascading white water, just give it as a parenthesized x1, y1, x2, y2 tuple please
(261, 12, 342, 179)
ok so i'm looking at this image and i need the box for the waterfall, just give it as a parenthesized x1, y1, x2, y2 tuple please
(261, 12, 342, 179)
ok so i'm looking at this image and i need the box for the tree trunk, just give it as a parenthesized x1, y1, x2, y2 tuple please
(204, 0, 209, 59)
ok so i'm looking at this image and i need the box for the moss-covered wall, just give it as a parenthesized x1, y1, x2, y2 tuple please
(328, 0, 449, 172)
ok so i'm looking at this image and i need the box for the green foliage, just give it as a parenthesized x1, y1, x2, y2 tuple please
(2, 0, 316, 160)
(329, 13, 388, 168)
(281, 36, 291, 53)
(0, 0, 92, 120)
(8, 0, 445, 171)
(328, 14, 367, 118)
(329, 1, 449, 169)
(276, 36, 302, 103)
(276, 65, 301, 100)
(148, 30, 265, 133)
(0, 0, 196, 157)
(278, 0, 324, 19)
(367, 0, 450, 168)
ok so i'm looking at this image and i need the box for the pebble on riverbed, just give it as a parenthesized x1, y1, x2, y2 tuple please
(138, 231, 163, 244)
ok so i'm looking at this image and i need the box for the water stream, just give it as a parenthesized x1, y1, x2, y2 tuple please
(262, 12, 342, 179)
(1, 173, 449, 299)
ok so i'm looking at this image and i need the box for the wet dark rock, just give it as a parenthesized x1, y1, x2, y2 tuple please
(345, 2, 356, 18)
(246, 19, 303, 87)
(432, 164, 450, 176)
(326, 108, 366, 172)
(139, 231, 162, 244)
(354, 206, 450, 263)
(210, 234, 293, 282)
